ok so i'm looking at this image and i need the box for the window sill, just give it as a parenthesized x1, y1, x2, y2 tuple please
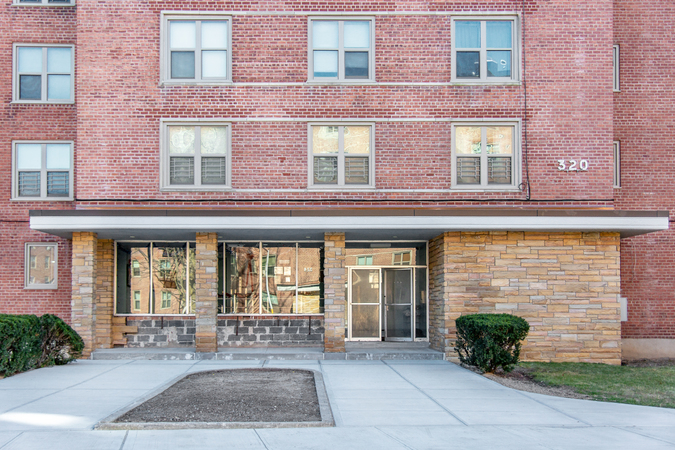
(307, 186, 376, 191)
(449, 187, 522, 193)
(160, 81, 232, 87)
(11, 197, 73, 202)
(11, 100, 75, 105)
(159, 186, 232, 192)
(306, 80, 377, 86)
(12, 3, 74, 6)
(24, 285, 58, 290)
(451, 81, 521, 86)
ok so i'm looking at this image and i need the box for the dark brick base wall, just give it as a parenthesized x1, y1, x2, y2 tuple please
(123, 316, 324, 348)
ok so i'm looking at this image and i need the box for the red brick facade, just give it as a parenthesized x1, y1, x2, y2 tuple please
(0, 0, 671, 359)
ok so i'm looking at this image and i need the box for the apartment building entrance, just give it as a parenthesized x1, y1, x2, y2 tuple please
(348, 267, 416, 341)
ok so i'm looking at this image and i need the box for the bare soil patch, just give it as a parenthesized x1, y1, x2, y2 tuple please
(115, 369, 321, 423)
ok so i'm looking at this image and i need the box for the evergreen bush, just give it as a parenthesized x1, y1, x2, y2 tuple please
(0, 314, 83, 377)
(454, 313, 530, 373)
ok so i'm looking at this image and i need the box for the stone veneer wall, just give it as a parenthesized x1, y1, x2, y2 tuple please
(124, 316, 324, 348)
(429, 231, 621, 365)
(194, 232, 218, 352)
(71, 232, 98, 357)
(95, 239, 114, 349)
(323, 232, 346, 352)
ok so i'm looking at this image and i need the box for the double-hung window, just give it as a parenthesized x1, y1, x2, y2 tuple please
(162, 14, 231, 83)
(14, 45, 74, 103)
(452, 17, 518, 82)
(451, 122, 520, 189)
(12, 141, 73, 200)
(309, 124, 374, 188)
(309, 18, 374, 82)
(161, 121, 231, 190)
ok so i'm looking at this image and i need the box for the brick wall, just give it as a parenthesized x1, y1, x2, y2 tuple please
(429, 231, 622, 365)
(614, 1, 675, 340)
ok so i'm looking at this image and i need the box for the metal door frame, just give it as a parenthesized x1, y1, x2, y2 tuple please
(383, 268, 414, 342)
(347, 267, 382, 341)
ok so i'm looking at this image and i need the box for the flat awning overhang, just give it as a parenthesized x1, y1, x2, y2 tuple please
(29, 209, 670, 241)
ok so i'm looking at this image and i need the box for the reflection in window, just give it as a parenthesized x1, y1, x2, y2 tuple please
(25, 243, 57, 289)
(345, 243, 427, 267)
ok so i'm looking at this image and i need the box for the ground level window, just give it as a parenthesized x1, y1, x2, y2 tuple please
(25, 243, 57, 289)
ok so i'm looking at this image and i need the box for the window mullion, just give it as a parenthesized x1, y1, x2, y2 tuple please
(41, 144, 48, 198)
(338, 126, 345, 186)
(194, 126, 202, 186)
(185, 242, 190, 314)
(195, 21, 202, 81)
(42, 48, 48, 101)
(480, 21, 487, 81)
(481, 127, 488, 187)
(258, 242, 263, 314)
(338, 21, 344, 80)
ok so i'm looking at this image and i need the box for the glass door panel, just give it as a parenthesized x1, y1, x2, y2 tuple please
(350, 268, 380, 339)
(384, 268, 412, 341)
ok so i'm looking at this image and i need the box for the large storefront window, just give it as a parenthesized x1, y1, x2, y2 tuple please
(116, 241, 323, 315)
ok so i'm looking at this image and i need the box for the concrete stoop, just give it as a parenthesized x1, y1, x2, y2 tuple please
(90, 342, 444, 361)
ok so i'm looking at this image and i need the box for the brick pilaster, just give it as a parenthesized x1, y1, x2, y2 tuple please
(95, 239, 115, 349)
(195, 232, 218, 353)
(71, 232, 98, 358)
(323, 232, 346, 353)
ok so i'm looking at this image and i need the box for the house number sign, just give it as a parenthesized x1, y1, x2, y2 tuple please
(557, 159, 589, 172)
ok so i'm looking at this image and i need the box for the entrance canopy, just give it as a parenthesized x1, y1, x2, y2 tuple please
(30, 208, 669, 241)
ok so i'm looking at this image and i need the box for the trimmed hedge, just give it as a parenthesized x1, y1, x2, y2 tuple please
(454, 313, 530, 373)
(0, 314, 84, 377)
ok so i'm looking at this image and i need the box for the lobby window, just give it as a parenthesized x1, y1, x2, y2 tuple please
(452, 17, 518, 82)
(25, 243, 57, 289)
(161, 122, 231, 190)
(451, 122, 520, 189)
(309, 18, 374, 82)
(162, 14, 231, 83)
(309, 124, 374, 188)
(13, 45, 73, 103)
(12, 141, 73, 201)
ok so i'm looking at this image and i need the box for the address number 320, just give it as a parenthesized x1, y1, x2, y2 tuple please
(557, 159, 589, 172)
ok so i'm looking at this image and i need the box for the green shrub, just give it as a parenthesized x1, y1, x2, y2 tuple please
(454, 313, 530, 373)
(0, 314, 83, 377)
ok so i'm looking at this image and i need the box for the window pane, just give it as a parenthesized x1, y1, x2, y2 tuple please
(487, 50, 511, 78)
(486, 21, 512, 48)
(200, 126, 227, 154)
(46, 144, 71, 169)
(47, 74, 71, 100)
(170, 21, 196, 48)
(297, 244, 323, 314)
(312, 126, 339, 154)
(261, 244, 297, 314)
(455, 21, 481, 48)
(345, 51, 368, 78)
(18, 47, 42, 73)
(47, 172, 69, 196)
(415, 268, 427, 339)
(47, 47, 71, 73)
(28, 245, 55, 286)
(169, 126, 195, 154)
(345, 157, 369, 184)
(313, 156, 338, 184)
(19, 172, 40, 197)
(455, 127, 482, 154)
(344, 21, 370, 48)
(201, 157, 227, 184)
(170, 157, 195, 184)
(116, 244, 150, 314)
(352, 269, 379, 303)
(153, 244, 190, 314)
(20, 75, 41, 100)
(456, 52, 480, 78)
(17, 144, 43, 169)
(201, 21, 228, 49)
(344, 126, 370, 154)
(225, 244, 260, 314)
(488, 157, 512, 184)
(313, 50, 338, 78)
(171, 51, 195, 78)
(202, 50, 227, 78)
(486, 127, 513, 155)
(312, 21, 338, 48)
(457, 157, 480, 184)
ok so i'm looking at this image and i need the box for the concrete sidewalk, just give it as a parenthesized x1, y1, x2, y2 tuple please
(1, 359, 674, 449)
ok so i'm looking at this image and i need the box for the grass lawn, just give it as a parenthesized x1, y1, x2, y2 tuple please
(518, 361, 675, 409)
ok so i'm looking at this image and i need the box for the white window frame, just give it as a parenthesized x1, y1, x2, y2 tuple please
(160, 12, 232, 85)
(13, 44, 75, 104)
(25, 243, 58, 290)
(308, 16, 375, 83)
(13, 0, 74, 5)
(613, 141, 621, 188)
(11, 141, 74, 201)
(160, 120, 232, 191)
(450, 120, 521, 191)
(308, 122, 375, 189)
(613, 45, 620, 92)
(451, 15, 520, 84)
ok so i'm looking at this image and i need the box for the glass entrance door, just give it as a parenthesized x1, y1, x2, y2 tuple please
(350, 268, 381, 339)
(383, 268, 413, 341)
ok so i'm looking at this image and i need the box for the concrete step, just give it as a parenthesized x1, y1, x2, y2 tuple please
(91, 344, 444, 361)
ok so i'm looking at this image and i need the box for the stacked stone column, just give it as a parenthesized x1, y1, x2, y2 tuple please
(95, 239, 115, 349)
(323, 232, 346, 352)
(194, 232, 218, 353)
(71, 232, 98, 358)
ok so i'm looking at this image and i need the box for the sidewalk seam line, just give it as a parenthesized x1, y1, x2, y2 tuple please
(117, 430, 129, 450)
(254, 429, 271, 449)
(612, 425, 675, 446)
(375, 426, 416, 450)
(0, 431, 24, 450)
